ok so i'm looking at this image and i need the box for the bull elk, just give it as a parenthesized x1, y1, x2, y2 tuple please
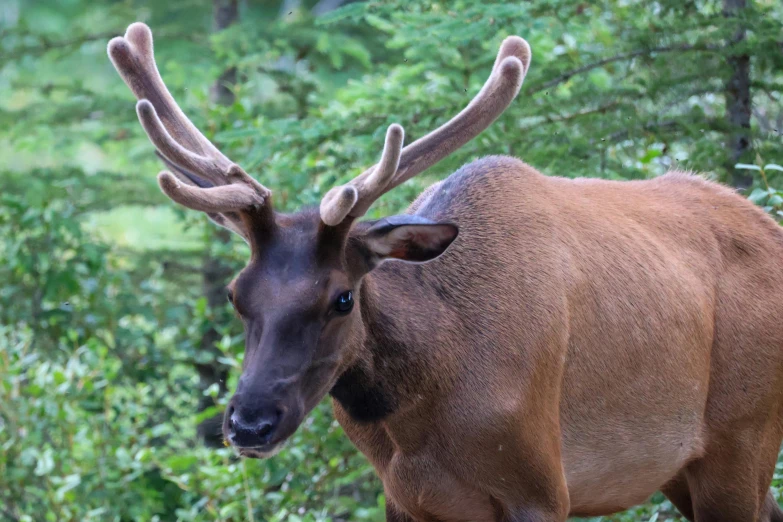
(108, 23, 783, 522)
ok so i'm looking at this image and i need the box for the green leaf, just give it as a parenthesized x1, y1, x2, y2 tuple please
(365, 14, 396, 34)
(639, 149, 662, 164)
(34, 448, 55, 476)
(768, 194, 783, 206)
(194, 405, 224, 424)
(315, 2, 367, 26)
(55, 474, 81, 501)
(735, 163, 762, 171)
(748, 188, 769, 204)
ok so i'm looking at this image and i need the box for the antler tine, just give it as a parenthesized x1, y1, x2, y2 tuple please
(107, 22, 270, 216)
(388, 36, 530, 192)
(158, 169, 264, 213)
(108, 23, 223, 171)
(319, 36, 531, 226)
(493, 35, 532, 76)
(320, 124, 404, 226)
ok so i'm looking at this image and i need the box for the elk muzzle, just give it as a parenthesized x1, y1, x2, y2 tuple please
(226, 401, 281, 448)
(223, 379, 305, 457)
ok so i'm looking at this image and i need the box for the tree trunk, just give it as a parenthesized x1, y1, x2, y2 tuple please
(723, 0, 753, 189)
(210, 0, 239, 106)
(196, 0, 239, 449)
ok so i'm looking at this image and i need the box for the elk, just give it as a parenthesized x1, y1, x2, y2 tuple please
(108, 22, 783, 522)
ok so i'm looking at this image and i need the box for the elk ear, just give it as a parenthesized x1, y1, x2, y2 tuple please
(360, 215, 458, 264)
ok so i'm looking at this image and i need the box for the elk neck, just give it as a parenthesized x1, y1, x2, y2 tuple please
(329, 260, 461, 426)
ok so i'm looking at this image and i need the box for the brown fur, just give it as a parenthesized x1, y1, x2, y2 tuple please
(329, 157, 783, 521)
(215, 156, 783, 521)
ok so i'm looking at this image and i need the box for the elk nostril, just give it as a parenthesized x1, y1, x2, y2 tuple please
(228, 406, 282, 446)
(255, 408, 282, 441)
(257, 421, 274, 439)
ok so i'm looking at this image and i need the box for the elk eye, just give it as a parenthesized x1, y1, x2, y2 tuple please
(334, 291, 354, 314)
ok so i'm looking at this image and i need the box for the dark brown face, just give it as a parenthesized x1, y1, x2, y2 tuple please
(221, 209, 458, 457)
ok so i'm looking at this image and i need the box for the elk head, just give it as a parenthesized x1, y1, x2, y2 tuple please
(108, 23, 531, 457)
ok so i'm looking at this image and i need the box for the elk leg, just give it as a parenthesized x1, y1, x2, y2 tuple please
(494, 441, 570, 522)
(660, 474, 781, 522)
(761, 490, 783, 522)
(684, 430, 779, 522)
(660, 471, 695, 521)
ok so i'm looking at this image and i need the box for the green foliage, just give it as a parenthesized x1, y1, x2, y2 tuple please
(737, 162, 783, 220)
(1, 327, 383, 522)
(1, 0, 782, 520)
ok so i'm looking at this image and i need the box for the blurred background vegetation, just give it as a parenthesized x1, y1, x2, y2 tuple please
(1, 0, 782, 520)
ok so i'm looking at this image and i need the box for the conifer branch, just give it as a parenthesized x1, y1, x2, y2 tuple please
(529, 43, 719, 94)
